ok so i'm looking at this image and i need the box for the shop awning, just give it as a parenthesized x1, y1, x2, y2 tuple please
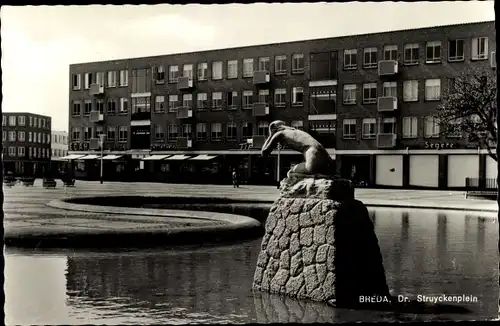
(102, 155, 124, 160)
(142, 155, 171, 161)
(165, 154, 191, 161)
(59, 154, 85, 160)
(189, 155, 218, 161)
(78, 154, 101, 160)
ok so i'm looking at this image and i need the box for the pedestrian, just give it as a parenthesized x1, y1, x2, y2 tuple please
(232, 169, 239, 188)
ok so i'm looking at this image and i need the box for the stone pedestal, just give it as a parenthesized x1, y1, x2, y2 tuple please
(252, 176, 390, 306)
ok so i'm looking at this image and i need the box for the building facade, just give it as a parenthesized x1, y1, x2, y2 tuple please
(2, 112, 52, 177)
(67, 21, 496, 188)
(51, 131, 69, 158)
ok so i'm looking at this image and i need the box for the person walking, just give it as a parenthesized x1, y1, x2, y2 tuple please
(232, 169, 239, 188)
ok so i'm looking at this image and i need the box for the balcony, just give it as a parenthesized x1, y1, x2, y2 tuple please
(177, 76, 193, 90)
(89, 110, 104, 122)
(131, 111, 151, 121)
(176, 106, 193, 119)
(89, 83, 104, 95)
(252, 135, 267, 149)
(377, 133, 397, 148)
(378, 60, 398, 76)
(252, 102, 270, 117)
(377, 96, 398, 112)
(177, 137, 193, 148)
(253, 70, 270, 84)
(89, 138, 100, 150)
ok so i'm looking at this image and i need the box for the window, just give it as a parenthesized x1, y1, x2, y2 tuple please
(169, 95, 179, 112)
(107, 71, 117, 87)
(72, 74, 81, 90)
(9, 116, 16, 126)
(169, 65, 179, 83)
(154, 66, 165, 83)
(383, 45, 398, 61)
(343, 84, 357, 104)
(243, 90, 253, 109)
(119, 70, 128, 86)
(448, 39, 465, 62)
(29, 147, 33, 158)
(343, 119, 356, 139)
(447, 118, 463, 138)
(227, 91, 238, 109)
(83, 127, 92, 141)
(72, 127, 80, 142)
(181, 124, 192, 139)
(8, 147, 16, 157)
(84, 72, 93, 89)
(404, 44, 419, 64)
(227, 122, 237, 140)
(131, 97, 151, 115)
(402, 117, 418, 138)
(258, 57, 270, 71)
(197, 63, 208, 81)
(72, 101, 81, 116)
(2, 116, 6, 126)
(424, 116, 440, 138)
(211, 123, 222, 140)
(363, 83, 377, 104)
(383, 82, 397, 97)
(242, 122, 253, 138)
(84, 100, 92, 115)
(96, 72, 105, 87)
(95, 99, 104, 113)
(212, 61, 222, 80)
(292, 53, 304, 73)
(362, 118, 376, 139)
(18, 116, 25, 126)
(107, 98, 117, 114)
(118, 126, 128, 142)
(155, 96, 165, 113)
(182, 94, 193, 108)
(107, 126, 116, 141)
(275, 55, 287, 75)
(8, 131, 16, 141)
(257, 121, 269, 137)
(292, 87, 304, 106)
(380, 117, 396, 134)
(183, 64, 193, 80)
(227, 60, 238, 79)
(425, 79, 441, 101)
(291, 120, 304, 130)
(29, 132, 32, 142)
(2, 131, 5, 141)
(274, 88, 287, 107)
(197, 93, 208, 110)
(154, 125, 165, 139)
(131, 68, 150, 93)
(17, 131, 25, 142)
(168, 124, 178, 140)
(196, 123, 207, 140)
(243, 58, 254, 78)
(403, 80, 418, 102)
(212, 92, 222, 109)
(120, 98, 128, 113)
(363, 47, 377, 68)
(426, 41, 442, 63)
(472, 37, 489, 60)
(258, 89, 270, 104)
(344, 49, 357, 69)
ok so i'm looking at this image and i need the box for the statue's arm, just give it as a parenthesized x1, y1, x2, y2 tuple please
(262, 131, 283, 155)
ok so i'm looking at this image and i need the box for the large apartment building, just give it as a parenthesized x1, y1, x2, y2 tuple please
(2, 112, 52, 177)
(67, 21, 496, 188)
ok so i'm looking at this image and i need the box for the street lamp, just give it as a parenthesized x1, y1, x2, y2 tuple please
(99, 134, 105, 184)
(277, 143, 282, 189)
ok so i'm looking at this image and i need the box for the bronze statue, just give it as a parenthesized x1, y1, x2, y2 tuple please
(261, 120, 336, 178)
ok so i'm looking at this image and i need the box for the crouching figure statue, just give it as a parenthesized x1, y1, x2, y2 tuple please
(261, 120, 336, 178)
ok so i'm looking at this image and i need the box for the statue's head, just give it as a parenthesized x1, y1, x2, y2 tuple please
(269, 120, 288, 135)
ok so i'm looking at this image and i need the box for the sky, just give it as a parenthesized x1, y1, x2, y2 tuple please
(1, 2, 495, 132)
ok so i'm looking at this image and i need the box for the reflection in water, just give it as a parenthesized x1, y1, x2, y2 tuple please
(5, 209, 499, 324)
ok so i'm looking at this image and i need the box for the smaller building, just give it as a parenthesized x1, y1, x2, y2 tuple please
(2, 112, 52, 177)
(50, 130, 69, 176)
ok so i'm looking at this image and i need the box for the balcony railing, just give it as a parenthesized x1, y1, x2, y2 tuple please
(253, 70, 270, 84)
(252, 135, 267, 149)
(378, 60, 398, 76)
(252, 102, 270, 116)
(130, 111, 151, 121)
(377, 96, 398, 112)
(177, 137, 192, 148)
(89, 110, 104, 122)
(377, 133, 397, 148)
(89, 83, 104, 95)
(177, 76, 193, 90)
(177, 106, 193, 119)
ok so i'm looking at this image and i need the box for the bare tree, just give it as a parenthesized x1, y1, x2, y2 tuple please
(436, 72, 497, 161)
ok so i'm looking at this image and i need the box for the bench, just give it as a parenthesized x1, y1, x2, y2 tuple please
(42, 179, 57, 189)
(62, 178, 76, 187)
(465, 177, 497, 199)
(3, 180, 17, 187)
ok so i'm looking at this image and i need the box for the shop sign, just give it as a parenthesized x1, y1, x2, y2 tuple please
(424, 142, 458, 149)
